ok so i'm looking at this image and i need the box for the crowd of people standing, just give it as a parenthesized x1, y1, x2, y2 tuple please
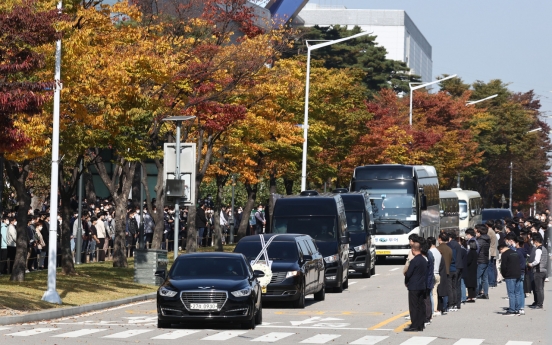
(403, 212, 551, 332)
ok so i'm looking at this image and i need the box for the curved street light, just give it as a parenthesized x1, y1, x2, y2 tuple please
(409, 74, 457, 127)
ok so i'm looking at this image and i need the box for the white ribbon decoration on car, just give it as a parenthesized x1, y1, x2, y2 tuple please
(251, 234, 279, 288)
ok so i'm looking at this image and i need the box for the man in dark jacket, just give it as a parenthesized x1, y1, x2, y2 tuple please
(499, 243, 521, 315)
(404, 242, 427, 332)
(475, 224, 490, 299)
(447, 231, 465, 311)
(196, 203, 208, 247)
(437, 233, 452, 313)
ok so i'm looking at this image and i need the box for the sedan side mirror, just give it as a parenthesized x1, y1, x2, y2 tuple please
(253, 270, 265, 278)
(155, 270, 166, 278)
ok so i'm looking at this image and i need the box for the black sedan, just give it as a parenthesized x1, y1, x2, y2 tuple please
(156, 252, 264, 329)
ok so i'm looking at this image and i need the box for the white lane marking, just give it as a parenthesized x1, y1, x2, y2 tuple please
(372, 274, 380, 276)
(0, 327, 10, 331)
(374, 329, 393, 331)
(399, 337, 437, 345)
(103, 329, 153, 338)
(453, 339, 484, 345)
(6, 328, 58, 336)
(259, 325, 367, 331)
(300, 334, 341, 344)
(201, 331, 248, 341)
(251, 332, 294, 342)
(389, 268, 400, 271)
(55, 300, 152, 322)
(349, 282, 358, 285)
(151, 330, 201, 339)
(351, 335, 389, 344)
(53, 329, 106, 338)
(505, 342, 532, 345)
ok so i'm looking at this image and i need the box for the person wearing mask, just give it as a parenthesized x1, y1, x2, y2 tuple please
(464, 239, 479, 303)
(126, 209, 138, 257)
(420, 238, 434, 327)
(34, 221, 46, 270)
(40, 213, 50, 269)
(485, 220, 498, 288)
(89, 217, 100, 262)
(475, 224, 491, 299)
(436, 232, 452, 314)
(254, 205, 266, 235)
(0, 217, 8, 275)
(6, 217, 17, 273)
(233, 207, 243, 239)
(95, 213, 107, 262)
(447, 231, 465, 311)
(498, 243, 521, 315)
(511, 234, 527, 315)
(427, 237, 442, 316)
(404, 241, 427, 332)
(527, 233, 548, 309)
(143, 209, 155, 248)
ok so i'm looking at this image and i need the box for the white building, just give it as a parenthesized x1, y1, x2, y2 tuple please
(294, 3, 433, 82)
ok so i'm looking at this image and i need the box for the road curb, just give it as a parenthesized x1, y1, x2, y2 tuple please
(0, 292, 157, 326)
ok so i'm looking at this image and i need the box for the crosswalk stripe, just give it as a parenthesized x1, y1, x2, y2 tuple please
(351, 335, 389, 345)
(505, 342, 532, 345)
(53, 329, 106, 338)
(399, 337, 437, 345)
(103, 329, 153, 338)
(349, 282, 358, 285)
(201, 331, 248, 341)
(151, 330, 201, 340)
(453, 339, 484, 345)
(6, 328, 58, 337)
(300, 334, 341, 344)
(0, 327, 10, 331)
(251, 332, 294, 342)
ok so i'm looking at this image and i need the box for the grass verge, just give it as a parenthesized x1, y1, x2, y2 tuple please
(0, 244, 236, 315)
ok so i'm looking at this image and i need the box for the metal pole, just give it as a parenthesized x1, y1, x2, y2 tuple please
(301, 48, 312, 192)
(139, 163, 144, 249)
(230, 175, 235, 244)
(457, 173, 460, 189)
(75, 159, 83, 265)
(42, 0, 62, 304)
(173, 121, 182, 260)
(0, 156, 4, 218)
(509, 161, 513, 211)
(409, 88, 413, 127)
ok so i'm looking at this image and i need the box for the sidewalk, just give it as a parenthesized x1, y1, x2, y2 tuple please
(0, 292, 156, 326)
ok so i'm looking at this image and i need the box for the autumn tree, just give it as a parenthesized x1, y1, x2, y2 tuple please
(0, 0, 64, 281)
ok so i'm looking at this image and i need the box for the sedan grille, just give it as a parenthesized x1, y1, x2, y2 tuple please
(180, 291, 227, 311)
(270, 271, 287, 284)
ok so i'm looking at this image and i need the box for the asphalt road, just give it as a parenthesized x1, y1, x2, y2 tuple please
(2, 258, 549, 345)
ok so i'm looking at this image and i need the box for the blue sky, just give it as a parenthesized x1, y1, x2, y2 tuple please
(309, 0, 552, 118)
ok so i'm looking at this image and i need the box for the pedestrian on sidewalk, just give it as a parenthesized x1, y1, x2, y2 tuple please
(528, 233, 548, 309)
(404, 241, 427, 332)
(499, 243, 521, 315)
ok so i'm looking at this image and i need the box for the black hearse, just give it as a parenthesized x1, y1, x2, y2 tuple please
(333, 189, 376, 278)
(271, 191, 350, 292)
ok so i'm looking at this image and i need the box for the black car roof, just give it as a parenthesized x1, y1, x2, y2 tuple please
(176, 252, 244, 260)
(238, 234, 310, 242)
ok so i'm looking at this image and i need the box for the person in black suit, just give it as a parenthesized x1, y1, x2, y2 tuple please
(404, 241, 427, 332)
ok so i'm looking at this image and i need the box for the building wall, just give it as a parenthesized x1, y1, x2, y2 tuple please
(295, 5, 433, 82)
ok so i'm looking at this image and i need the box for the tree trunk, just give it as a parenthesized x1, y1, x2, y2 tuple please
(212, 174, 227, 252)
(237, 182, 257, 240)
(59, 191, 76, 275)
(4, 160, 31, 282)
(140, 158, 165, 249)
(186, 178, 201, 253)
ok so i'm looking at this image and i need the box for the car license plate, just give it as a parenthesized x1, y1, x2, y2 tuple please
(376, 250, 391, 255)
(190, 303, 218, 310)
(262, 287, 267, 294)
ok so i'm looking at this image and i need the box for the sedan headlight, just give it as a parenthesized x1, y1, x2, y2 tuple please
(324, 254, 339, 264)
(286, 271, 299, 278)
(231, 287, 252, 297)
(354, 244, 367, 252)
(159, 286, 178, 298)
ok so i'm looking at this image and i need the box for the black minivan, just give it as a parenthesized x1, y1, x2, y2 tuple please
(271, 191, 350, 293)
(333, 189, 376, 278)
(234, 234, 325, 308)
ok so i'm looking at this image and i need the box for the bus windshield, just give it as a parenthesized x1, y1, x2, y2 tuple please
(369, 194, 417, 221)
(459, 200, 468, 220)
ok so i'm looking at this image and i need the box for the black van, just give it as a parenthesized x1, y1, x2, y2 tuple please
(333, 189, 376, 278)
(234, 234, 325, 308)
(271, 191, 350, 292)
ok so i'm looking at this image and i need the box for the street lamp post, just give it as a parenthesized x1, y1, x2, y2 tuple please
(301, 31, 373, 191)
(409, 74, 457, 127)
(509, 127, 542, 210)
(42, 0, 63, 305)
(229, 175, 235, 244)
(466, 94, 498, 105)
(162, 116, 196, 260)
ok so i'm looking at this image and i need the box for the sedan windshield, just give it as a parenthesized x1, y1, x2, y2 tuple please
(273, 216, 337, 241)
(235, 241, 298, 261)
(170, 257, 248, 279)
